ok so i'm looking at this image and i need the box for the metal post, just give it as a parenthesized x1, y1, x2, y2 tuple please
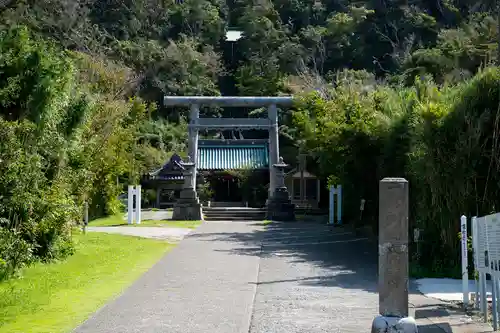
(480, 272, 488, 321)
(483, 216, 491, 323)
(189, 104, 200, 189)
(336, 185, 342, 225)
(472, 216, 480, 309)
(497, 279, 500, 326)
(268, 104, 279, 198)
(135, 185, 141, 224)
(461, 215, 469, 307)
(494, 278, 499, 331)
(128, 185, 134, 225)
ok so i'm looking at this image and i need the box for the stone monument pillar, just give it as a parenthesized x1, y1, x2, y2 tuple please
(267, 104, 279, 199)
(188, 104, 200, 189)
(266, 157, 295, 221)
(371, 178, 417, 333)
(172, 157, 203, 221)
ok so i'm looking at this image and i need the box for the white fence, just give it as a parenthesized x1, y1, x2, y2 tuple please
(465, 213, 500, 329)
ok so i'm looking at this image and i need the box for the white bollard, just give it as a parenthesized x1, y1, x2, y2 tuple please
(329, 185, 335, 225)
(336, 185, 342, 225)
(461, 215, 469, 306)
(135, 185, 141, 224)
(128, 185, 134, 225)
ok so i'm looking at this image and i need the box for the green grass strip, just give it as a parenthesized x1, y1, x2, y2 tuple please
(0, 232, 173, 333)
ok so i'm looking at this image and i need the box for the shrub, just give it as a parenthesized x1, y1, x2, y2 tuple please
(0, 228, 33, 281)
(291, 67, 500, 277)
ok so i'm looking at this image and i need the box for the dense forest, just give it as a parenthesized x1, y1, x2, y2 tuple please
(0, 0, 499, 279)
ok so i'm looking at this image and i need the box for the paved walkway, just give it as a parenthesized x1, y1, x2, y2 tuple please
(74, 221, 492, 333)
(75, 221, 262, 333)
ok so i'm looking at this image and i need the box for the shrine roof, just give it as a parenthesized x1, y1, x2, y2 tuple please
(197, 139, 268, 170)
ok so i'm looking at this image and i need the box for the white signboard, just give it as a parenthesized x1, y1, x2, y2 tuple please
(474, 213, 500, 276)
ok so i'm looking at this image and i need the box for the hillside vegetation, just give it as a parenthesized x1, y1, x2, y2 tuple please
(0, 0, 499, 277)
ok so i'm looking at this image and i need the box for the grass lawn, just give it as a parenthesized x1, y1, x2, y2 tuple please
(89, 214, 202, 229)
(0, 231, 173, 333)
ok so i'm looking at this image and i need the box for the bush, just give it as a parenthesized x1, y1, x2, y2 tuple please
(0, 228, 33, 281)
(0, 26, 164, 279)
(290, 67, 500, 277)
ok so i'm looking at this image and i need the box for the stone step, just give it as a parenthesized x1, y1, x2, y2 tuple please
(203, 211, 266, 216)
(203, 207, 265, 212)
(203, 207, 266, 221)
(204, 215, 265, 221)
(203, 209, 266, 215)
(208, 202, 246, 208)
(204, 213, 266, 218)
(203, 210, 265, 215)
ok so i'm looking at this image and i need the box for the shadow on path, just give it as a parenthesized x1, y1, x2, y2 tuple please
(188, 221, 379, 294)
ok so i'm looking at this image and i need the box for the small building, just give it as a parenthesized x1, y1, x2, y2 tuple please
(284, 168, 321, 209)
(141, 139, 270, 208)
(141, 153, 195, 208)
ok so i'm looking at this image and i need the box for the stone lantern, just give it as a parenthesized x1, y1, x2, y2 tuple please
(266, 157, 295, 221)
(172, 156, 203, 220)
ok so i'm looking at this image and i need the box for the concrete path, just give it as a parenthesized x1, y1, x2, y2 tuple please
(86, 226, 192, 241)
(75, 221, 263, 333)
(75, 221, 492, 333)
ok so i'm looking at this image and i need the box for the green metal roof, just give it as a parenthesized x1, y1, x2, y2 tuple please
(197, 145, 269, 170)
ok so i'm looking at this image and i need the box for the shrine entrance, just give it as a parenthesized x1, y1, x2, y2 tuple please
(210, 174, 242, 202)
(162, 96, 296, 221)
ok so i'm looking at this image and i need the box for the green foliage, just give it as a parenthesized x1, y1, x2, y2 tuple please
(197, 182, 214, 202)
(0, 229, 33, 280)
(290, 67, 500, 277)
(0, 26, 165, 280)
(0, 0, 498, 282)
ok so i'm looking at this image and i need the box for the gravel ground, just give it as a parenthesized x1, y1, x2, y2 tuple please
(250, 223, 378, 333)
(86, 226, 191, 241)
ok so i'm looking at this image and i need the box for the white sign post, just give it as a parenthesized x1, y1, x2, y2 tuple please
(127, 185, 141, 225)
(461, 215, 469, 307)
(135, 185, 141, 225)
(336, 185, 342, 225)
(329, 185, 342, 225)
(128, 185, 134, 225)
(329, 186, 334, 225)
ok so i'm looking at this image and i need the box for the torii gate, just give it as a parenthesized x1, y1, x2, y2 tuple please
(163, 96, 295, 221)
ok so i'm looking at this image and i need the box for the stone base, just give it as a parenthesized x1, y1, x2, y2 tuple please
(172, 188, 203, 221)
(266, 187, 295, 221)
(371, 316, 418, 333)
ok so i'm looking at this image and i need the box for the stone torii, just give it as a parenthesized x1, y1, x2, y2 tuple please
(163, 96, 295, 221)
